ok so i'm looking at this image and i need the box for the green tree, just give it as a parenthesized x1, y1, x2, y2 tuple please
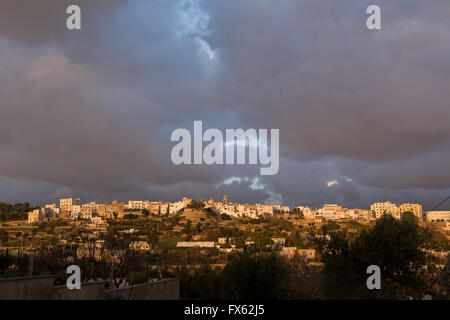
(313, 214, 435, 299)
(219, 253, 291, 299)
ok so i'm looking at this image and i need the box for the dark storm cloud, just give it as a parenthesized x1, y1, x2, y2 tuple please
(0, 12, 222, 194)
(204, 0, 450, 160)
(0, 0, 125, 45)
(0, 0, 449, 207)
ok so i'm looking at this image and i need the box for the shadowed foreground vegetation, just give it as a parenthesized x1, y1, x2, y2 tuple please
(173, 214, 450, 300)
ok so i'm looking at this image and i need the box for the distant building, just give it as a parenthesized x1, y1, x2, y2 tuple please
(347, 209, 373, 220)
(295, 206, 315, 219)
(218, 237, 234, 245)
(118, 229, 136, 235)
(398, 203, 423, 221)
(129, 241, 151, 251)
(176, 241, 216, 248)
(426, 211, 450, 222)
(95, 203, 107, 218)
(317, 204, 346, 219)
(169, 201, 184, 215)
(273, 205, 290, 214)
(27, 209, 43, 223)
(281, 247, 316, 261)
(76, 240, 125, 264)
(149, 202, 161, 215)
(182, 197, 193, 207)
(43, 204, 60, 218)
(298, 249, 316, 260)
(271, 238, 286, 248)
(85, 217, 108, 231)
(81, 203, 97, 219)
(106, 200, 125, 218)
(126, 200, 151, 210)
(261, 205, 274, 215)
(60, 198, 81, 210)
(160, 204, 169, 215)
(370, 201, 399, 219)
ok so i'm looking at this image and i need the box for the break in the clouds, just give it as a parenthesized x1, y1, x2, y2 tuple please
(1, 0, 450, 210)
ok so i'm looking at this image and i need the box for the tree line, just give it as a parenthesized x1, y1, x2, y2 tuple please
(0, 202, 37, 222)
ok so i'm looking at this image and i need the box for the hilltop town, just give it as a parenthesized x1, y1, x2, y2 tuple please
(0, 196, 445, 259)
(0, 195, 449, 299)
(26, 195, 450, 224)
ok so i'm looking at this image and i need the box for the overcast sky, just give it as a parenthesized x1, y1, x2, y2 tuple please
(1, 0, 450, 210)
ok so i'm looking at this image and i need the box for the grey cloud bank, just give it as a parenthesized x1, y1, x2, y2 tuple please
(0, 0, 450, 210)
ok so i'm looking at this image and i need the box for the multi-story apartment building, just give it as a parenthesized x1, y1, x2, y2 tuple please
(426, 211, 450, 222)
(59, 198, 81, 218)
(317, 204, 346, 219)
(160, 203, 169, 215)
(398, 203, 423, 221)
(59, 198, 81, 209)
(295, 206, 315, 219)
(273, 205, 290, 214)
(81, 202, 97, 219)
(126, 200, 151, 210)
(44, 204, 60, 216)
(95, 203, 107, 217)
(149, 202, 161, 215)
(67, 205, 81, 220)
(370, 201, 400, 219)
(27, 209, 43, 223)
(255, 204, 274, 215)
(169, 201, 184, 215)
(106, 200, 125, 218)
(349, 209, 373, 220)
(72, 205, 81, 214)
(129, 241, 151, 251)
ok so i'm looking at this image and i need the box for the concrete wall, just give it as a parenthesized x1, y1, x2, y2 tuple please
(0, 275, 56, 300)
(0, 276, 178, 300)
(105, 278, 179, 300)
(51, 281, 104, 300)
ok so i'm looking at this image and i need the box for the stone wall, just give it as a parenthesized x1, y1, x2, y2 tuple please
(51, 281, 104, 300)
(104, 278, 179, 300)
(0, 276, 179, 300)
(0, 275, 56, 300)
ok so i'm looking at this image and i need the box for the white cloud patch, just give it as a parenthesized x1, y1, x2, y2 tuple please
(327, 180, 339, 187)
(215, 176, 283, 204)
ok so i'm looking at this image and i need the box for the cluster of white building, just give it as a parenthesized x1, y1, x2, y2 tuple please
(295, 202, 424, 221)
(295, 204, 374, 220)
(28, 197, 194, 223)
(204, 195, 290, 219)
(27, 195, 293, 223)
(426, 211, 450, 222)
(27, 197, 450, 224)
(296, 201, 450, 222)
(124, 198, 188, 215)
